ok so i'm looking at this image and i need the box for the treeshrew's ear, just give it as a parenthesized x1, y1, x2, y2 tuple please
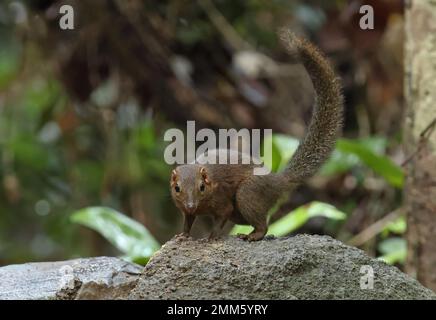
(199, 167, 210, 185)
(171, 169, 178, 186)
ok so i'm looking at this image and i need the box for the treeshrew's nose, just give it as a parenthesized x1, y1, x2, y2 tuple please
(186, 202, 196, 212)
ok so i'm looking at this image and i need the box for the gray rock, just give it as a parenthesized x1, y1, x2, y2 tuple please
(1, 235, 434, 300)
(0, 256, 142, 300)
(129, 234, 436, 299)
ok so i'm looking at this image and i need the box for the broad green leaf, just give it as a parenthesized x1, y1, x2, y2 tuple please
(356, 136, 388, 153)
(270, 135, 299, 167)
(381, 216, 407, 237)
(262, 136, 282, 173)
(377, 237, 407, 265)
(335, 139, 404, 188)
(268, 201, 346, 236)
(262, 135, 402, 188)
(121, 255, 151, 266)
(262, 134, 299, 172)
(322, 137, 388, 176)
(229, 225, 253, 236)
(321, 149, 360, 176)
(230, 201, 346, 236)
(71, 207, 160, 264)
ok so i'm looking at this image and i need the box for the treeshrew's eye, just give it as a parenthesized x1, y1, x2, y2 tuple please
(199, 183, 205, 192)
(174, 185, 181, 193)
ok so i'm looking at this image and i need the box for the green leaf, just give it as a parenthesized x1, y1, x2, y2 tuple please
(335, 139, 404, 188)
(263, 135, 403, 187)
(321, 149, 361, 176)
(382, 216, 407, 237)
(262, 134, 299, 172)
(322, 137, 388, 176)
(268, 201, 346, 236)
(229, 225, 254, 236)
(70, 207, 160, 264)
(377, 237, 407, 265)
(356, 136, 388, 153)
(121, 255, 151, 266)
(261, 135, 279, 172)
(230, 201, 346, 236)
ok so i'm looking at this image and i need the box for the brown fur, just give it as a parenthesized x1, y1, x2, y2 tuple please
(170, 32, 344, 241)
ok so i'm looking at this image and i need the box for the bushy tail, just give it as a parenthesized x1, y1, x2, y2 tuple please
(278, 30, 344, 183)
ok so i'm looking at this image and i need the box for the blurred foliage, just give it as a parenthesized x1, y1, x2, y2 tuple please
(0, 32, 172, 262)
(377, 215, 406, 264)
(263, 134, 404, 188)
(0, 34, 20, 88)
(231, 201, 346, 237)
(378, 237, 407, 265)
(0, 0, 406, 267)
(333, 139, 404, 188)
(381, 215, 406, 236)
(71, 207, 160, 265)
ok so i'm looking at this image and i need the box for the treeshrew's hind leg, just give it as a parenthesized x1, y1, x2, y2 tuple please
(236, 223, 267, 241)
(235, 175, 275, 241)
(247, 224, 267, 241)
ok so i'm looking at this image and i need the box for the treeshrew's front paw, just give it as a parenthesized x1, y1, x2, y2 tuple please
(175, 232, 191, 239)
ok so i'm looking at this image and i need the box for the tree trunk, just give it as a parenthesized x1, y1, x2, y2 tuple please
(404, 0, 436, 291)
